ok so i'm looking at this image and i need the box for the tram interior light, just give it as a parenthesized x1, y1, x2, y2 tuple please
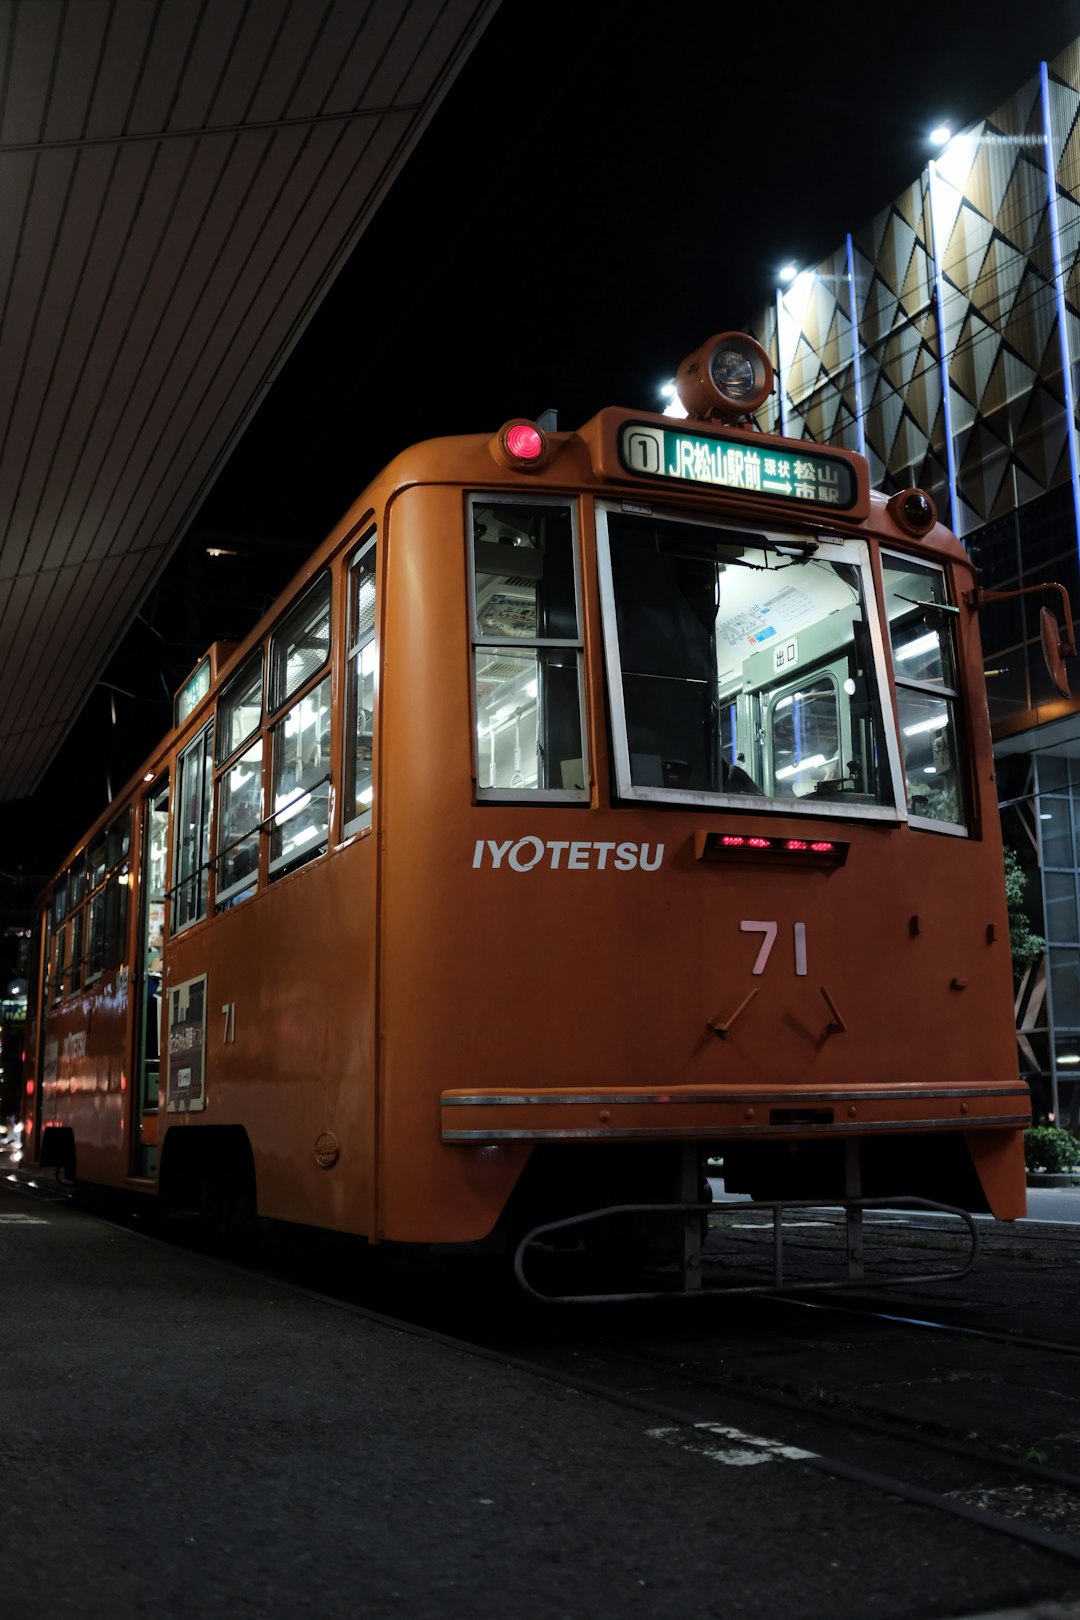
(896, 632, 940, 662)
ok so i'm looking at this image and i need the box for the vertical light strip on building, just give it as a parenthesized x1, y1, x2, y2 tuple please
(775, 287, 790, 436)
(845, 233, 866, 457)
(926, 158, 962, 537)
(1040, 59, 1080, 561)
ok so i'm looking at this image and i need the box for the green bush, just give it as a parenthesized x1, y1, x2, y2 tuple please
(1024, 1125, 1080, 1173)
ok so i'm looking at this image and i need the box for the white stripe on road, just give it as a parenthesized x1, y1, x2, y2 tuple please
(0, 1213, 50, 1224)
(648, 1422, 817, 1467)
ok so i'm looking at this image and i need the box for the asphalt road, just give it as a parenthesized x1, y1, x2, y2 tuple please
(3, 1180, 1080, 1620)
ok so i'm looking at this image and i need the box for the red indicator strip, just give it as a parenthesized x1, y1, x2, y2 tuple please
(696, 831, 848, 867)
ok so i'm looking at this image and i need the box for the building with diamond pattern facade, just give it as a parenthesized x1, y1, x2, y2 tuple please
(745, 40, 1080, 1124)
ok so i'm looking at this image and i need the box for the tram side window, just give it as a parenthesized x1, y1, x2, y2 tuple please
(470, 498, 587, 800)
(49, 918, 66, 1004)
(87, 889, 106, 979)
(66, 855, 85, 994)
(268, 574, 332, 877)
(881, 556, 968, 831)
(102, 872, 129, 971)
(271, 574, 331, 709)
(174, 725, 214, 930)
(215, 654, 264, 910)
(49, 879, 67, 1002)
(270, 675, 332, 874)
(89, 834, 107, 891)
(69, 855, 85, 909)
(107, 808, 131, 870)
(85, 840, 107, 981)
(67, 906, 84, 995)
(345, 535, 377, 834)
(85, 813, 132, 977)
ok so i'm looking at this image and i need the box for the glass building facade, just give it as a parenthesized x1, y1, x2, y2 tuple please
(739, 40, 1080, 1123)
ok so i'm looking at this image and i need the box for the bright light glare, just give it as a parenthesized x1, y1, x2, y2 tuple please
(929, 125, 952, 145)
(896, 632, 940, 662)
(660, 381, 677, 398)
(775, 753, 827, 780)
(903, 714, 949, 736)
(778, 263, 798, 283)
(275, 789, 311, 824)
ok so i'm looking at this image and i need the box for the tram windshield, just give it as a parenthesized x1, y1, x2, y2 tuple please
(596, 508, 903, 820)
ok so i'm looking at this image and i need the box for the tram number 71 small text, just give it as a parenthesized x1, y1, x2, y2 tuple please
(741, 921, 807, 976)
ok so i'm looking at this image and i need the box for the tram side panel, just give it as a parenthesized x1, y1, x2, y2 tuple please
(375, 484, 1024, 1244)
(160, 744, 380, 1236)
(50, 984, 129, 1180)
(34, 906, 132, 1185)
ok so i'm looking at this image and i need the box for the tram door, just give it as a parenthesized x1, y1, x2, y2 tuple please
(132, 776, 169, 1178)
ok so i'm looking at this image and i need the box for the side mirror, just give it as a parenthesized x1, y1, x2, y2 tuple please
(1041, 606, 1071, 700)
(968, 582, 1076, 702)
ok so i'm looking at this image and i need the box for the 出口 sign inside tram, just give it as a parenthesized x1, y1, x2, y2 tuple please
(619, 422, 858, 510)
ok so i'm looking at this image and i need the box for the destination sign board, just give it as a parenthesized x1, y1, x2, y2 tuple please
(618, 421, 858, 510)
(174, 656, 210, 726)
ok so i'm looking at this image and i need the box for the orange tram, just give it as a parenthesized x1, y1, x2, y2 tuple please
(20, 333, 1056, 1298)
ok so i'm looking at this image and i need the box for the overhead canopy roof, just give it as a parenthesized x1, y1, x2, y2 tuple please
(0, 0, 496, 804)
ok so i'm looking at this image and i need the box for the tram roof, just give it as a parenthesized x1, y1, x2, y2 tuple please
(0, 0, 497, 806)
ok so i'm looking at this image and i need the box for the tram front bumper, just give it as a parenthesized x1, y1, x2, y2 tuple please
(439, 1083, 1031, 1143)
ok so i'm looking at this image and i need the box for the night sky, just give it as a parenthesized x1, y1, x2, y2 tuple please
(3, 0, 1080, 936)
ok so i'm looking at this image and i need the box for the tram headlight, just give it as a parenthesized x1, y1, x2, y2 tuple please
(675, 332, 774, 422)
(887, 487, 937, 537)
(710, 348, 757, 400)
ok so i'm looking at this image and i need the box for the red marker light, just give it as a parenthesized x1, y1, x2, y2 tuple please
(25, 1079, 34, 1095)
(491, 419, 549, 471)
(504, 423, 545, 461)
(721, 835, 745, 846)
(811, 841, 835, 853)
(786, 839, 808, 850)
(748, 837, 770, 848)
